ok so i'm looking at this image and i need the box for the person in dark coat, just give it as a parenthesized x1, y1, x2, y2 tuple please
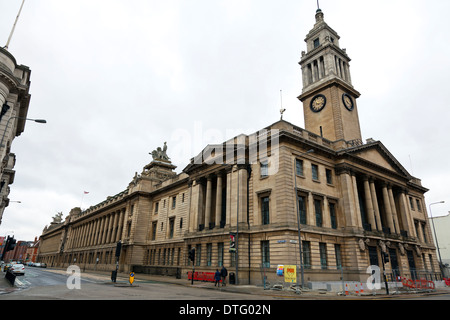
(214, 269, 221, 287)
(220, 266, 228, 286)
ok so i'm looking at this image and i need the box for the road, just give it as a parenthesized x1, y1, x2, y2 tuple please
(1, 266, 277, 300)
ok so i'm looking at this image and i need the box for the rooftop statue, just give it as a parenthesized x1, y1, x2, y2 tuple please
(52, 212, 63, 224)
(150, 141, 170, 161)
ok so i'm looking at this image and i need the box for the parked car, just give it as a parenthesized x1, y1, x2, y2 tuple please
(33, 263, 41, 267)
(10, 263, 25, 275)
(40, 263, 47, 268)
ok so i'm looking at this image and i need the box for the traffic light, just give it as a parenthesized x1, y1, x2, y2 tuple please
(115, 240, 122, 257)
(6, 236, 16, 252)
(188, 248, 195, 262)
(0, 236, 16, 261)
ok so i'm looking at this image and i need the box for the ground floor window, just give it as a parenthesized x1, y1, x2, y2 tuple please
(261, 240, 270, 268)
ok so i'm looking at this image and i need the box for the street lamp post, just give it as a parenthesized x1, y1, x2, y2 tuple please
(429, 201, 445, 275)
(293, 149, 314, 289)
(0, 115, 47, 150)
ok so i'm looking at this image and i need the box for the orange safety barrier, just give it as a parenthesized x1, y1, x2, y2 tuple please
(401, 277, 435, 290)
(187, 271, 222, 283)
(444, 278, 450, 286)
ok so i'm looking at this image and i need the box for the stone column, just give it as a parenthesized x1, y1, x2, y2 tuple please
(106, 213, 114, 243)
(80, 224, 87, 247)
(381, 183, 395, 233)
(116, 209, 125, 242)
(83, 222, 92, 247)
(121, 208, 129, 241)
(111, 211, 119, 243)
(339, 170, 358, 228)
(101, 215, 109, 244)
(416, 221, 424, 243)
(388, 186, 400, 234)
(369, 180, 383, 231)
(75, 226, 82, 248)
(398, 191, 410, 236)
(226, 170, 232, 227)
(97, 216, 105, 245)
(204, 176, 212, 229)
(363, 176, 376, 231)
(215, 173, 223, 228)
(238, 167, 248, 224)
(94, 218, 102, 245)
(351, 173, 363, 228)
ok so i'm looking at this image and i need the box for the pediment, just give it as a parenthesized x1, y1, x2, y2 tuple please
(343, 141, 411, 178)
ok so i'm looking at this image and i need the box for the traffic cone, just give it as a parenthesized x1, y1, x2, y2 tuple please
(355, 283, 359, 295)
(345, 284, 349, 295)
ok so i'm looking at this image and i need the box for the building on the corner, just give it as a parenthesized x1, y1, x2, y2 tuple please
(429, 213, 450, 277)
(25, 237, 40, 264)
(37, 9, 441, 285)
(0, 46, 32, 225)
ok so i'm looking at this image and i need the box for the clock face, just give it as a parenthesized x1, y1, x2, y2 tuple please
(342, 93, 354, 111)
(310, 94, 326, 113)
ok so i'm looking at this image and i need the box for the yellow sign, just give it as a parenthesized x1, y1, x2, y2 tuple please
(284, 265, 296, 283)
(129, 272, 135, 285)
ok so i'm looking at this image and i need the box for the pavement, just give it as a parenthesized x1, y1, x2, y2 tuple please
(1, 267, 450, 299)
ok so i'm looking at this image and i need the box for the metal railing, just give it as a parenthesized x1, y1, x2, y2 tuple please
(259, 263, 444, 294)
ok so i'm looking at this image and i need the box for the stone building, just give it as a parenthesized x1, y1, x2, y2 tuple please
(0, 47, 32, 224)
(37, 9, 441, 285)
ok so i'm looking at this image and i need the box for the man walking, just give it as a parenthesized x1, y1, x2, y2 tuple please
(220, 265, 228, 286)
(214, 269, 221, 287)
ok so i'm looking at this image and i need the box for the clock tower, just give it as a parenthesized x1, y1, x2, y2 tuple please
(298, 9, 362, 144)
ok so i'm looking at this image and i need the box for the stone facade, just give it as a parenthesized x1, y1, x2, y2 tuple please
(0, 47, 32, 224)
(37, 9, 441, 285)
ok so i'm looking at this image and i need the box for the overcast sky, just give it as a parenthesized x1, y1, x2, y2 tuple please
(0, 0, 449, 241)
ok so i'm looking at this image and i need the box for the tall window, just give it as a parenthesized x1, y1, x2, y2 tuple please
(261, 196, 270, 225)
(329, 202, 337, 229)
(302, 241, 311, 269)
(151, 222, 157, 240)
(326, 169, 333, 184)
(261, 241, 270, 268)
(416, 199, 422, 212)
(196, 244, 201, 266)
(169, 218, 175, 239)
(319, 243, 327, 269)
(296, 159, 304, 176)
(334, 244, 342, 269)
(218, 242, 224, 267)
(172, 196, 176, 209)
(154, 202, 159, 214)
(298, 195, 307, 224)
(314, 38, 320, 48)
(260, 161, 269, 178)
(312, 164, 319, 180)
(314, 199, 322, 227)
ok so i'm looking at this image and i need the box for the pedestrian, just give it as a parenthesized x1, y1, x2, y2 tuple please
(220, 265, 228, 286)
(214, 269, 221, 287)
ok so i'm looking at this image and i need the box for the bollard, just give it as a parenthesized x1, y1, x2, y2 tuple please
(5, 270, 16, 286)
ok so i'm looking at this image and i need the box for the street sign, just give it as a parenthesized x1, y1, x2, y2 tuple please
(129, 272, 135, 285)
